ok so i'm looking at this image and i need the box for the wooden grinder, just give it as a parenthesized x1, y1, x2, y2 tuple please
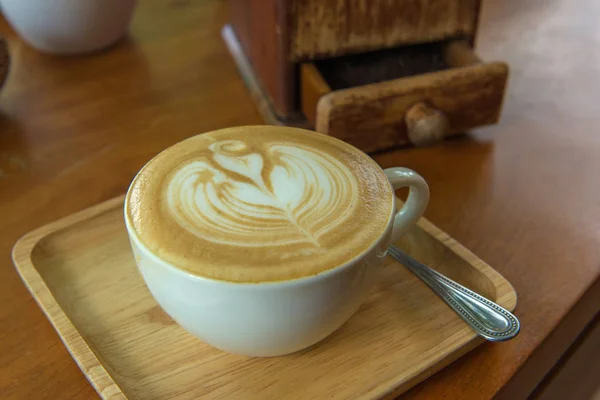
(223, 0, 508, 152)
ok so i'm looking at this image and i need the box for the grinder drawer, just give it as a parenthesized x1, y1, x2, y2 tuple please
(301, 40, 508, 152)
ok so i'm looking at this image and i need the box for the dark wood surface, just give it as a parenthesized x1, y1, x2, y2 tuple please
(228, 0, 296, 118)
(0, 0, 598, 399)
(532, 318, 600, 400)
(290, 0, 480, 60)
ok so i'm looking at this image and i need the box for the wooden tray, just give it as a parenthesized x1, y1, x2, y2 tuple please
(12, 196, 517, 400)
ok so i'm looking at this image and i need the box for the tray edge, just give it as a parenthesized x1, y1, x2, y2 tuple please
(416, 216, 518, 311)
(12, 196, 128, 400)
(12, 195, 518, 400)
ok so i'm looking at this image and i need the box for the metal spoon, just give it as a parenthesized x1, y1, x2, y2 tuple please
(387, 245, 520, 341)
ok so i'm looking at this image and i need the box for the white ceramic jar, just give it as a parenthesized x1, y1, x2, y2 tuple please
(0, 0, 137, 54)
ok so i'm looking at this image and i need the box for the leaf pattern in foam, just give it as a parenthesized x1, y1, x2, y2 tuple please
(270, 164, 306, 210)
(213, 151, 267, 191)
(166, 140, 359, 248)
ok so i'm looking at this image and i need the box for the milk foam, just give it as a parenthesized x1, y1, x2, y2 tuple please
(125, 126, 394, 283)
(166, 140, 358, 252)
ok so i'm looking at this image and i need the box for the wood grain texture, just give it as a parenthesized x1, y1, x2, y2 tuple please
(228, 0, 294, 116)
(12, 197, 516, 400)
(290, 0, 480, 61)
(221, 24, 312, 129)
(531, 318, 600, 400)
(301, 41, 507, 152)
(1, 0, 600, 399)
(0, 38, 9, 91)
(315, 61, 508, 153)
(300, 63, 331, 125)
(443, 40, 481, 67)
(221, 24, 282, 127)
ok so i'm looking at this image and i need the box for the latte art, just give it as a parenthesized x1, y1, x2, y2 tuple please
(126, 126, 394, 283)
(167, 140, 358, 252)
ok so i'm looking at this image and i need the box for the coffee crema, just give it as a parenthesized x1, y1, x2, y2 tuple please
(126, 126, 394, 283)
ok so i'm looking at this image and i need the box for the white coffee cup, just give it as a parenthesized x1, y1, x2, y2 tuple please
(0, 0, 137, 54)
(125, 160, 429, 357)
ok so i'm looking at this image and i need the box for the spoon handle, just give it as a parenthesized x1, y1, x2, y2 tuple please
(388, 245, 520, 341)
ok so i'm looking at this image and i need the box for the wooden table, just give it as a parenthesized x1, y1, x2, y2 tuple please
(0, 1, 598, 399)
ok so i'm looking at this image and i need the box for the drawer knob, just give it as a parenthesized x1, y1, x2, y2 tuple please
(405, 102, 449, 146)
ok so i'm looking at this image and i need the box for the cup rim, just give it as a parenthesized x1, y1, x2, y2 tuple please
(124, 198, 395, 288)
(123, 127, 397, 287)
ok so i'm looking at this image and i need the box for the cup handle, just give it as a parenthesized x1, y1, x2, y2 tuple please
(384, 167, 430, 242)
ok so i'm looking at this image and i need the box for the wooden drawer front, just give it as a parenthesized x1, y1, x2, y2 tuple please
(291, 0, 480, 61)
(301, 42, 508, 153)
